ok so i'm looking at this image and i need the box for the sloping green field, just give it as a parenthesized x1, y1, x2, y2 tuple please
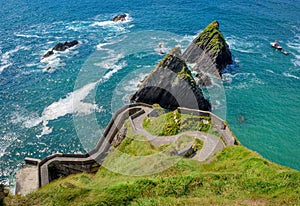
(5, 142, 299, 206)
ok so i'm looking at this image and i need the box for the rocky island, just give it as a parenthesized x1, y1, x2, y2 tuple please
(182, 20, 232, 85)
(130, 47, 211, 111)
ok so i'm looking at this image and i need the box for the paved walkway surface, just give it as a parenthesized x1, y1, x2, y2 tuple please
(131, 108, 225, 161)
(16, 104, 229, 196)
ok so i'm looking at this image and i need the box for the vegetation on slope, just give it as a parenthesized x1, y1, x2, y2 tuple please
(143, 106, 217, 137)
(5, 144, 300, 206)
(194, 20, 226, 56)
(4, 106, 299, 205)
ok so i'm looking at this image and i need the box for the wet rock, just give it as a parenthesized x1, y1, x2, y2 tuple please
(42, 50, 54, 58)
(112, 14, 127, 22)
(42, 40, 79, 58)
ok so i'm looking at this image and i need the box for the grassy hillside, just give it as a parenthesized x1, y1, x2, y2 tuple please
(143, 107, 214, 136)
(5, 108, 300, 205)
(5, 141, 300, 205)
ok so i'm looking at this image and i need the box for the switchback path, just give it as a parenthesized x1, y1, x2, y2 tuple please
(130, 108, 225, 161)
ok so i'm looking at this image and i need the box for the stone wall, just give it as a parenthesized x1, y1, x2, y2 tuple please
(16, 103, 153, 194)
(178, 107, 236, 146)
(16, 103, 236, 195)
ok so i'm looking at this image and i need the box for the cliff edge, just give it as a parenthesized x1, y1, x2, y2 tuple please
(130, 47, 211, 111)
(182, 21, 232, 85)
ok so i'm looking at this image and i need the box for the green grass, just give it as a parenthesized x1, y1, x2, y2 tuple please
(192, 138, 204, 152)
(5, 145, 300, 206)
(143, 108, 219, 138)
(194, 20, 226, 56)
(5, 107, 300, 205)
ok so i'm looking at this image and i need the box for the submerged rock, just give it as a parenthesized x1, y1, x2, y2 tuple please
(112, 14, 127, 22)
(130, 47, 211, 111)
(42, 40, 79, 58)
(182, 21, 232, 85)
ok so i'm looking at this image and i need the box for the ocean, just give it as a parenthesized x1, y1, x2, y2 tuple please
(0, 0, 299, 189)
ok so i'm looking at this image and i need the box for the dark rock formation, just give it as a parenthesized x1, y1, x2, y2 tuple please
(182, 21, 232, 85)
(112, 14, 127, 22)
(43, 50, 54, 58)
(130, 47, 211, 111)
(0, 184, 9, 203)
(52, 40, 79, 51)
(42, 40, 79, 58)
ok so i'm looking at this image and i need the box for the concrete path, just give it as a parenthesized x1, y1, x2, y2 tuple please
(16, 104, 229, 195)
(130, 108, 225, 162)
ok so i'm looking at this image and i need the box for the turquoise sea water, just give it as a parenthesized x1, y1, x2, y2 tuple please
(0, 0, 299, 188)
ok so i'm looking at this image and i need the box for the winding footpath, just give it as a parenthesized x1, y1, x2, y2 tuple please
(130, 107, 225, 161)
(16, 104, 234, 196)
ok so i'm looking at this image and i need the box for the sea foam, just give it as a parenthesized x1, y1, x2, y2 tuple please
(36, 42, 126, 137)
(37, 81, 102, 137)
(0, 46, 28, 74)
(91, 13, 132, 27)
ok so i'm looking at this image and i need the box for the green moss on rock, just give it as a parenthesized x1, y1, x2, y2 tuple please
(194, 20, 226, 56)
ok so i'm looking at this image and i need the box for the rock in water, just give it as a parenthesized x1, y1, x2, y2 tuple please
(112, 14, 127, 22)
(130, 47, 211, 111)
(52, 40, 79, 51)
(42, 40, 79, 58)
(182, 21, 232, 85)
(42, 50, 54, 58)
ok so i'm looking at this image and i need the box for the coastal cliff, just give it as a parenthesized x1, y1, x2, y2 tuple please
(182, 21, 232, 85)
(130, 47, 211, 111)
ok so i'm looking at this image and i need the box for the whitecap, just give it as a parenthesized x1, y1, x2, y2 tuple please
(103, 61, 127, 79)
(0, 133, 17, 158)
(226, 36, 259, 53)
(0, 46, 29, 74)
(40, 42, 81, 71)
(91, 20, 116, 27)
(223, 72, 264, 89)
(37, 81, 103, 137)
(36, 52, 126, 137)
(26, 63, 39, 67)
(91, 13, 132, 27)
(266, 69, 275, 74)
(14, 33, 41, 38)
(287, 33, 300, 67)
(0, 64, 12, 74)
(94, 53, 124, 69)
(123, 73, 148, 92)
(40, 54, 64, 72)
(283, 72, 300, 80)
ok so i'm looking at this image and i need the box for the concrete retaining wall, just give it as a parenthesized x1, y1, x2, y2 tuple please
(178, 107, 236, 146)
(16, 103, 235, 195)
(16, 103, 153, 193)
(38, 103, 152, 187)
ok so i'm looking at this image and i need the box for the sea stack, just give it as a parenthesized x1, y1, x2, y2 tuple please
(182, 20, 232, 85)
(130, 47, 211, 111)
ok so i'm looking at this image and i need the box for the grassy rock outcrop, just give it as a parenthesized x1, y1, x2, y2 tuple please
(130, 47, 211, 111)
(182, 21, 232, 85)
